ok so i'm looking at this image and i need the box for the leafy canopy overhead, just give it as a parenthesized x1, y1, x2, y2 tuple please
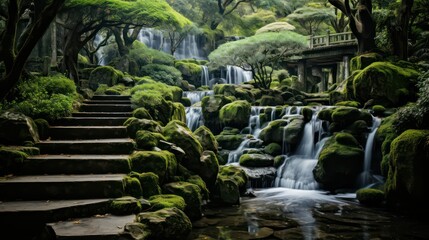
(65, 0, 191, 28)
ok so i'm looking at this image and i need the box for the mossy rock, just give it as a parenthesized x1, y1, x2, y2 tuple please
(283, 118, 305, 144)
(130, 172, 162, 199)
(136, 207, 192, 240)
(194, 126, 219, 153)
(123, 176, 143, 198)
(124, 117, 163, 138)
(133, 108, 153, 120)
(258, 119, 289, 145)
(301, 107, 313, 123)
(214, 165, 248, 205)
(317, 108, 334, 122)
(110, 196, 142, 215)
(149, 194, 186, 211)
(385, 130, 429, 212)
(350, 52, 383, 72)
(274, 155, 287, 168)
(213, 84, 236, 95)
(131, 90, 173, 125)
(186, 175, 210, 200)
(331, 107, 372, 130)
(181, 97, 192, 107)
(239, 153, 274, 167)
(89, 66, 124, 90)
(313, 133, 364, 190)
(135, 130, 166, 150)
(0, 112, 39, 145)
(215, 134, 245, 150)
(351, 61, 419, 107)
(163, 120, 203, 173)
(264, 143, 282, 156)
(34, 118, 50, 140)
(201, 95, 233, 134)
(375, 114, 398, 176)
(0, 148, 28, 175)
(356, 188, 385, 207)
(162, 181, 203, 220)
(174, 61, 202, 87)
(197, 151, 219, 192)
(335, 101, 361, 108)
(129, 151, 177, 184)
(372, 105, 386, 117)
(171, 102, 186, 123)
(219, 100, 251, 130)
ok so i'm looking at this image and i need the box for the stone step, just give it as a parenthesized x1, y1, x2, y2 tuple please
(79, 104, 132, 113)
(72, 112, 133, 118)
(0, 174, 126, 200)
(49, 126, 128, 139)
(0, 199, 112, 224)
(36, 139, 135, 155)
(48, 214, 135, 240)
(52, 117, 129, 126)
(91, 95, 131, 101)
(21, 155, 131, 175)
(83, 100, 131, 105)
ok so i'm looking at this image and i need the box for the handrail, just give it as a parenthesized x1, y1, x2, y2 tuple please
(308, 31, 357, 49)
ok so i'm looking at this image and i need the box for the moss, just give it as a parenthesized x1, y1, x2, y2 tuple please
(317, 108, 334, 122)
(131, 90, 173, 125)
(376, 114, 398, 176)
(215, 134, 245, 150)
(372, 105, 386, 117)
(350, 52, 383, 72)
(274, 155, 286, 168)
(239, 154, 274, 167)
(201, 95, 233, 134)
(95, 84, 109, 95)
(356, 188, 385, 206)
(181, 97, 191, 107)
(258, 119, 289, 145)
(198, 150, 220, 191)
(174, 61, 202, 86)
(171, 102, 186, 123)
(162, 181, 203, 220)
(34, 118, 49, 140)
(335, 101, 361, 108)
(131, 82, 182, 102)
(0, 148, 28, 175)
(264, 143, 282, 156)
(194, 126, 219, 153)
(215, 165, 248, 205)
(219, 100, 252, 130)
(301, 107, 313, 123)
(129, 151, 177, 184)
(130, 172, 162, 199)
(149, 194, 186, 211)
(135, 130, 166, 150)
(133, 108, 153, 120)
(110, 196, 142, 215)
(186, 175, 210, 200)
(123, 176, 143, 198)
(335, 132, 361, 147)
(124, 117, 163, 138)
(218, 165, 248, 189)
(89, 66, 124, 90)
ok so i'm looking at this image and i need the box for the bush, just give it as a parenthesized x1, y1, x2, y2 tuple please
(140, 64, 183, 86)
(129, 41, 175, 66)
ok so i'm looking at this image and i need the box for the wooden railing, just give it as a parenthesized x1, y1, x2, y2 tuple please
(309, 31, 357, 49)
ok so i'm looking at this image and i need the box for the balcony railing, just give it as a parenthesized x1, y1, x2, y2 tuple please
(309, 31, 357, 49)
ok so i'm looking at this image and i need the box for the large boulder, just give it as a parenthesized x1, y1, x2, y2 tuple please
(198, 150, 220, 191)
(313, 132, 364, 190)
(0, 112, 39, 145)
(201, 95, 233, 134)
(385, 130, 429, 213)
(162, 182, 203, 220)
(239, 153, 274, 168)
(194, 126, 219, 153)
(89, 66, 124, 90)
(214, 165, 248, 205)
(219, 100, 251, 130)
(129, 151, 177, 184)
(123, 117, 163, 138)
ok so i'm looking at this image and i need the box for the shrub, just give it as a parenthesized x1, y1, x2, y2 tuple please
(129, 41, 175, 66)
(140, 64, 183, 86)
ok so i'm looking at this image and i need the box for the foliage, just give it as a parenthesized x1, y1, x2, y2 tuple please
(140, 64, 183, 86)
(286, 6, 335, 35)
(208, 31, 307, 89)
(129, 41, 175, 66)
(5, 75, 77, 121)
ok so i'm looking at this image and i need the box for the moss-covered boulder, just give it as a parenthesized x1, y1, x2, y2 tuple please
(174, 61, 202, 87)
(331, 107, 372, 130)
(171, 102, 186, 123)
(214, 165, 248, 205)
(197, 150, 219, 191)
(350, 52, 383, 72)
(162, 181, 203, 220)
(186, 175, 210, 200)
(133, 108, 153, 120)
(131, 90, 173, 125)
(135, 130, 166, 150)
(258, 119, 289, 144)
(317, 108, 334, 122)
(124, 117, 163, 138)
(375, 114, 398, 176)
(89, 66, 124, 90)
(148, 194, 186, 211)
(219, 100, 251, 130)
(264, 143, 282, 156)
(130, 172, 162, 199)
(129, 151, 177, 184)
(313, 133, 364, 190)
(136, 207, 192, 240)
(194, 126, 219, 153)
(350, 62, 419, 107)
(0, 148, 28, 175)
(385, 130, 429, 213)
(335, 101, 361, 108)
(356, 188, 384, 207)
(239, 153, 274, 167)
(0, 112, 39, 145)
(110, 196, 142, 215)
(163, 120, 203, 173)
(215, 134, 245, 150)
(202, 95, 233, 134)
(123, 176, 143, 198)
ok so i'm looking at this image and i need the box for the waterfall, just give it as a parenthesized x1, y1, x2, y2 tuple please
(274, 107, 328, 190)
(359, 117, 382, 187)
(138, 28, 207, 60)
(186, 107, 204, 131)
(93, 34, 107, 66)
(201, 66, 210, 86)
(183, 91, 214, 105)
(226, 65, 253, 85)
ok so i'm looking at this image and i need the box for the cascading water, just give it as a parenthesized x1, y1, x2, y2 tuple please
(359, 117, 382, 187)
(201, 66, 210, 86)
(183, 91, 213, 106)
(138, 27, 207, 60)
(186, 107, 204, 131)
(226, 65, 253, 85)
(93, 34, 108, 66)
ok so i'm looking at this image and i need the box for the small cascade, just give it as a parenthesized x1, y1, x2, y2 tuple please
(186, 107, 204, 131)
(183, 91, 214, 105)
(93, 34, 108, 66)
(359, 117, 382, 187)
(138, 28, 207, 59)
(226, 65, 253, 85)
(275, 107, 328, 190)
(201, 66, 210, 86)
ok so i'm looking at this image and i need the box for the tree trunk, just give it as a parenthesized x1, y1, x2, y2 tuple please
(112, 27, 128, 56)
(51, 20, 57, 67)
(390, 0, 414, 59)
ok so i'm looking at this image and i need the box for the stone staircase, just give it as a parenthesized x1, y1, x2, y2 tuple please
(0, 95, 136, 239)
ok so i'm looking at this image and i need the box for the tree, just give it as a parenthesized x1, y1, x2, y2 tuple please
(208, 31, 307, 89)
(329, 0, 377, 53)
(59, 0, 190, 83)
(163, 24, 200, 56)
(286, 6, 335, 35)
(0, 0, 65, 100)
(388, 0, 414, 60)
